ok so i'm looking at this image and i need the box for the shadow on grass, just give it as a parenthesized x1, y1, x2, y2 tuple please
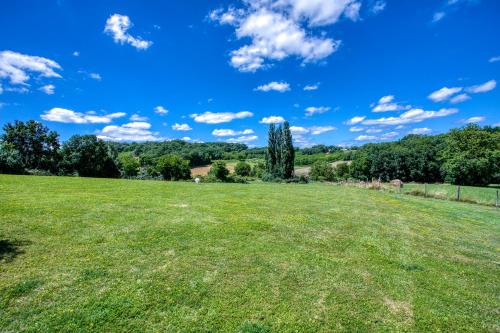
(0, 239, 29, 262)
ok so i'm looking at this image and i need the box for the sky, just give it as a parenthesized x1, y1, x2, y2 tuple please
(0, 0, 499, 147)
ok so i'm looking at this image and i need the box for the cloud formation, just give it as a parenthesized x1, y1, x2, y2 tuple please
(104, 14, 152, 50)
(362, 108, 458, 126)
(172, 123, 193, 131)
(97, 122, 163, 142)
(41, 108, 126, 124)
(428, 80, 496, 103)
(255, 81, 290, 92)
(0, 50, 62, 87)
(39, 84, 55, 95)
(305, 106, 330, 116)
(191, 111, 253, 124)
(372, 95, 411, 112)
(154, 106, 168, 115)
(212, 129, 254, 137)
(260, 116, 285, 124)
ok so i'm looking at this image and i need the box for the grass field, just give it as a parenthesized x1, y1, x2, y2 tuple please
(401, 183, 499, 206)
(1, 175, 499, 332)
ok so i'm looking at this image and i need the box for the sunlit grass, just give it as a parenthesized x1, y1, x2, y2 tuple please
(0, 175, 498, 332)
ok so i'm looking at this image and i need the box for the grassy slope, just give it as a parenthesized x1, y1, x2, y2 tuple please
(402, 183, 499, 206)
(0, 175, 498, 332)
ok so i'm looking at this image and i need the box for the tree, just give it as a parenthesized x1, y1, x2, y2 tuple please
(265, 123, 277, 176)
(335, 162, 350, 180)
(156, 155, 191, 181)
(1, 120, 60, 172)
(61, 135, 119, 178)
(118, 152, 140, 177)
(310, 160, 335, 181)
(209, 160, 229, 180)
(441, 124, 500, 186)
(235, 161, 251, 177)
(281, 121, 295, 179)
(0, 142, 24, 174)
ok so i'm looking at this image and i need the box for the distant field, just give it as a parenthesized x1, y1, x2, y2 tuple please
(0, 175, 499, 332)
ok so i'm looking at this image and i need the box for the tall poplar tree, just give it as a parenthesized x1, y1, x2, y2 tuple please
(266, 123, 276, 175)
(282, 121, 295, 179)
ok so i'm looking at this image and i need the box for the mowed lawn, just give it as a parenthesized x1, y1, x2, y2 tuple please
(0, 175, 499, 332)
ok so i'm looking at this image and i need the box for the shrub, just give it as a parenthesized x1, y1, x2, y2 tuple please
(0, 143, 24, 174)
(335, 162, 350, 180)
(251, 161, 266, 178)
(235, 161, 251, 177)
(310, 160, 335, 181)
(209, 160, 229, 181)
(156, 155, 191, 181)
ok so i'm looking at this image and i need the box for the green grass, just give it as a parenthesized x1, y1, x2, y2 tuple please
(402, 183, 499, 206)
(0, 175, 499, 332)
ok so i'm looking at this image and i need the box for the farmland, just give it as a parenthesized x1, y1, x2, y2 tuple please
(1, 175, 499, 332)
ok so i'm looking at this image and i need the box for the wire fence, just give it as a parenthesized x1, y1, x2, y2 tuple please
(337, 181, 500, 208)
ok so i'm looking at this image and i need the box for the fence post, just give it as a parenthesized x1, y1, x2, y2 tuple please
(457, 185, 461, 201)
(424, 183, 427, 197)
(496, 190, 499, 209)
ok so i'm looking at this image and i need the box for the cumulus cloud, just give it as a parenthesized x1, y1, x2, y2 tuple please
(39, 84, 55, 95)
(260, 116, 285, 124)
(309, 126, 336, 135)
(41, 107, 126, 124)
(130, 113, 148, 121)
(450, 93, 470, 104)
(255, 81, 290, 92)
(191, 111, 253, 124)
(73, 51, 80, 57)
(290, 126, 309, 135)
(345, 116, 366, 125)
(466, 80, 496, 94)
(0, 50, 62, 87)
(212, 129, 254, 137)
(462, 116, 485, 123)
(154, 106, 168, 115)
(490, 56, 500, 63)
(305, 106, 330, 116)
(432, 11, 446, 22)
(372, 95, 411, 112)
(409, 127, 432, 135)
(349, 126, 364, 132)
(428, 87, 462, 102)
(172, 123, 193, 131)
(304, 84, 319, 91)
(97, 122, 163, 142)
(355, 135, 377, 141)
(89, 73, 102, 81)
(355, 131, 398, 142)
(209, 0, 362, 72)
(362, 108, 458, 126)
(226, 135, 258, 143)
(371, 1, 386, 14)
(366, 128, 382, 134)
(104, 14, 152, 50)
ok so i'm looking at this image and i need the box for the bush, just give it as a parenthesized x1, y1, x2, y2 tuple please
(156, 155, 191, 181)
(0, 143, 24, 174)
(310, 160, 335, 181)
(251, 161, 266, 178)
(209, 160, 230, 181)
(235, 161, 251, 177)
(335, 162, 350, 180)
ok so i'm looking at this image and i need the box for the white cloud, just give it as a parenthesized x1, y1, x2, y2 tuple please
(130, 113, 148, 121)
(172, 123, 192, 131)
(409, 127, 432, 135)
(309, 126, 336, 135)
(490, 56, 500, 63)
(362, 108, 458, 126)
(191, 111, 253, 124)
(255, 81, 290, 92)
(432, 11, 446, 23)
(371, 1, 386, 14)
(372, 95, 411, 112)
(428, 86, 462, 102)
(212, 128, 254, 137)
(366, 128, 383, 134)
(0, 50, 62, 86)
(305, 106, 330, 116)
(449, 93, 470, 104)
(39, 84, 55, 95)
(463, 116, 485, 123)
(345, 116, 366, 125)
(349, 126, 364, 132)
(304, 84, 319, 91)
(41, 107, 126, 124)
(0, 83, 2, 94)
(104, 14, 153, 50)
(260, 116, 285, 124)
(97, 122, 163, 142)
(226, 135, 258, 143)
(355, 135, 377, 141)
(380, 131, 399, 140)
(209, 0, 362, 72)
(466, 80, 496, 94)
(290, 126, 309, 135)
(73, 51, 80, 57)
(154, 106, 168, 115)
(89, 73, 102, 81)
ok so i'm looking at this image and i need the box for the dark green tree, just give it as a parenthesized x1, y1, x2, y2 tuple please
(209, 160, 229, 181)
(61, 135, 119, 178)
(0, 142, 24, 174)
(1, 120, 60, 172)
(281, 121, 295, 179)
(156, 155, 191, 180)
(118, 152, 140, 177)
(265, 123, 277, 176)
(234, 161, 251, 177)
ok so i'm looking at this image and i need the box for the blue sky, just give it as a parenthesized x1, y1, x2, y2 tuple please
(0, 0, 499, 147)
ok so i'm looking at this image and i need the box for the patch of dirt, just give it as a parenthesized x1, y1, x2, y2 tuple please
(191, 165, 235, 176)
(384, 297, 413, 324)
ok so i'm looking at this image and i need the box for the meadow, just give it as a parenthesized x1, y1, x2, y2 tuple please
(0, 175, 499, 332)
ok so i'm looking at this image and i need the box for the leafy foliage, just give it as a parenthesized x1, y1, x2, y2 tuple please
(0, 143, 24, 174)
(209, 160, 229, 181)
(265, 121, 295, 180)
(118, 152, 140, 177)
(234, 161, 251, 177)
(156, 155, 191, 181)
(310, 160, 336, 181)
